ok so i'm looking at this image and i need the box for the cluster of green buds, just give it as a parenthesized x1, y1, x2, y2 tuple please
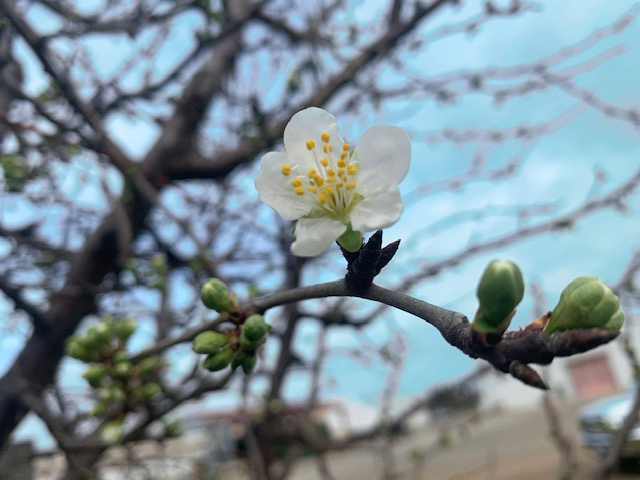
(472, 260, 525, 345)
(65, 316, 164, 444)
(192, 314, 271, 375)
(544, 276, 624, 334)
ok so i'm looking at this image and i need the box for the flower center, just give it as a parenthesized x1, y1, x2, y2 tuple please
(280, 132, 359, 220)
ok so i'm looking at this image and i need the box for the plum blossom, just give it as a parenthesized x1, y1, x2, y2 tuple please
(255, 107, 410, 256)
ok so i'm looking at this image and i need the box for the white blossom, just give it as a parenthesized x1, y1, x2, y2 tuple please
(256, 107, 410, 256)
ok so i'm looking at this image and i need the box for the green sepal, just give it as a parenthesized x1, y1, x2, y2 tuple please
(337, 226, 363, 252)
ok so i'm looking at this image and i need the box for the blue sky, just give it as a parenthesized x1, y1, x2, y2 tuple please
(3, 0, 640, 449)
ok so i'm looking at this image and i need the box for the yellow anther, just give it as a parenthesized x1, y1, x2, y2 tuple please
(295, 186, 305, 195)
(327, 176, 337, 184)
(346, 181, 357, 190)
(327, 169, 335, 176)
(338, 168, 345, 177)
(323, 145, 333, 153)
(321, 132, 330, 143)
(281, 165, 291, 176)
(291, 178, 303, 187)
(347, 165, 358, 175)
(318, 193, 327, 204)
(320, 157, 329, 167)
(340, 152, 348, 160)
(323, 185, 333, 193)
(308, 185, 317, 193)
(308, 168, 317, 178)
(306, 140, 316, 150)
(315, 177, 324, 186)
(342, 143, 349, 151)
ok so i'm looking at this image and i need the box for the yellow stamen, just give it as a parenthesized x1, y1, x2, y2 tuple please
(323, 185, 333, 193)
(281, 165, 291, 176)
(342, 144, 349, 151)
(308, 185, 317, 193)
(295, 186, 305, 195)
(347, 165, 358, 175)
(338, 168, 345, 177)
(320, 157, 329, 167)
(291, 178, 302, 187)
(323, 145, 333, 153)
(346, 181, 356, 190)
(321, 132, 330, 143)
(318, 193, 327, 204)
(308, 168, 317, 178)
(327, 176, 337, 183)
(340, 152, 348, 160)
(306, 140, 315, 150)
(337, 160, 346, 168)
(315, 177, 324, 186)
(327, 169, 335, 176)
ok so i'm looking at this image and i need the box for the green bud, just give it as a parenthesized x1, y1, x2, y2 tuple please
(473, 260, 525, 334)
(82, 365, 107, 388)
(139, 356, 162, 376)
(66, 337, 92, 362)
(99, 385, 126, 405)
(243, 315, 269, 342)
(192, 331, 230, 354)
(113, 318, 137, 341)
(83, 325, 111, 351)
(200, 278, 234, 312)
(89, 402, 107, 417)
(113, 351, 128, 363)
(140, 382, 161, 400)
(240, 330, 266, 351)
(545, 276, 625, 334)
(112, 361, 132, 380)
(101, 420, 124, 445)
(202, 347, 234, 371)
(241, 355, 257, 375)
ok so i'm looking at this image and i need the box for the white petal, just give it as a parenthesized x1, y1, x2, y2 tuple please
(291, 217, 346, 257)
(255, 151, 312, 220)
(284, 107, 345, 169)
(350, 186, 403, 232)
(353, 125, 410, 190)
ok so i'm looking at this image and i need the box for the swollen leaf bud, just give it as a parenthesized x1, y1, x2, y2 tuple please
(243, 314, 269, 341)
(200, 278, 233, 312)
(473, 259, 525, 335)
(544, 276, 625, 334)
(203, 347, 234, 371)
(192, 331, 230, 354)
(82, 365, 107, 388)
